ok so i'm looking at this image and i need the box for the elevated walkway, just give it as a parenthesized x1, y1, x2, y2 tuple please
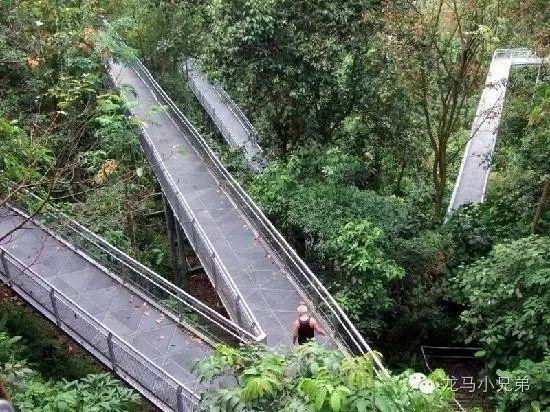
(448, 48, 548, 213)
(185, 60, 266, 172)
(106, 51, 385, 374)
(0, 199, 256, 411)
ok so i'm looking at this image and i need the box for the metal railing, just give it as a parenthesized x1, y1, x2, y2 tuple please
(494, 48, 548, 65)
(107, 45, 387, 375)
(447, 47, 547, 216)
(185, 61, 267, 172)
(0, 246, 198, 412)
(103, 21, 265, 343)
(494, 48, 536, 59)
(11, 191, 262, 347)
(103, 47, 266, 347)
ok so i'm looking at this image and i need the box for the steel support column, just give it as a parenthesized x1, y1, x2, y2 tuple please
(163, 195, 180, 283)
(0, 251, 11, 285)
(163, 195, 189, 289)
(175, 223, 189, 290)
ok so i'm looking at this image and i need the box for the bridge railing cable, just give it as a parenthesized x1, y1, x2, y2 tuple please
(10, 192, 261, 347)
(105, 32, 386, 375)
(0, 247, 198, 412)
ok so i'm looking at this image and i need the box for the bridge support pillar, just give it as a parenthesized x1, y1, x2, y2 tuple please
(0, 251, 11, 285)
(163, 195, 189, 290)
(175, 223, 189, 290)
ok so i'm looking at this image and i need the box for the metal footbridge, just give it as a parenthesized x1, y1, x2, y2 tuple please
(448, 48, 548, 214)
(0, 33, 386, 411)
(106, 52, 382, 360)
(0, 196, 259, 411)
(185, 60, 266, 172)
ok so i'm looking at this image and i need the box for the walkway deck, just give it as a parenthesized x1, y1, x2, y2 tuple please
(186, 60, 266, 172)
(0, 206, 208, 411)
(448, 48, 548, 213)
(109, 61, 320, 348)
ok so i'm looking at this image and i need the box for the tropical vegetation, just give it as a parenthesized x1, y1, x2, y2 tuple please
(0, 0, 547, 410)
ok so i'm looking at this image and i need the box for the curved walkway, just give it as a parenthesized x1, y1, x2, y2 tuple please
(448, 48, 548, 213)
(105, 52, 388, 370)
(106, 24, 385, 375)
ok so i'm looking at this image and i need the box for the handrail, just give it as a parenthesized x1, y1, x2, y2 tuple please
(185, 60, 267, 171)
(102, 21, 265, 343)
(104, 29, 386, 376)
(0, 245, 199, 411)
(187, 61, 261, 146)
(10, 191, 261, 345)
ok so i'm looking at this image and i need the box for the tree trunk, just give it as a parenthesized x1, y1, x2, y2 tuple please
(0, 379, 10, 401)
(532, 179, 550, 234)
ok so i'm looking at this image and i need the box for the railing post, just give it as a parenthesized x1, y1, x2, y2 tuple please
(49, 289, 61, 327)
(190, 218, 196, 247)
(176, 386, 184, 412)
(175, 224, 189, 290)
(210, 252, 217, 289)
(0, 251, 11, 285)
(163, 196, 182, 286)
(235, 295, 242, 325)
(107, 332, 117, 371)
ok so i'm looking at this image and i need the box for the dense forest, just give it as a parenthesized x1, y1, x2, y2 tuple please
(0, 0, 548, 411)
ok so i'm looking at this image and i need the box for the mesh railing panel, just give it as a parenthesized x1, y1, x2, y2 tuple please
(111, 341, 177, 409)
(0, 248, 199, 411)
(54, 295, 111, 357)
(10, 193, 260, 346)
(3, 259, 54, 313)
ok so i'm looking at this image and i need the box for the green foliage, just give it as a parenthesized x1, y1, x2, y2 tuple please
(13, 373, 140, 412)
(194, 342, 454, 411)
(449, 236, 550, 370)
(0, 301, 98, 380)
(443, 205, 493, 266)
(93, 93, 142, 162)
(0, 332, 25, 364)
(0, 118, 54, 189)
(0, 319, 141, 411)
(248, 147, 415, 243)
(323, 221, 404, 336)
(494, 356, 550, 412)
(105, 0, 203, 73)
(202, 0, 417, 164)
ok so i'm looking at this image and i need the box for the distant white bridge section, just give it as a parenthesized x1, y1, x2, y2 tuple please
(447, 48, 548, 214)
